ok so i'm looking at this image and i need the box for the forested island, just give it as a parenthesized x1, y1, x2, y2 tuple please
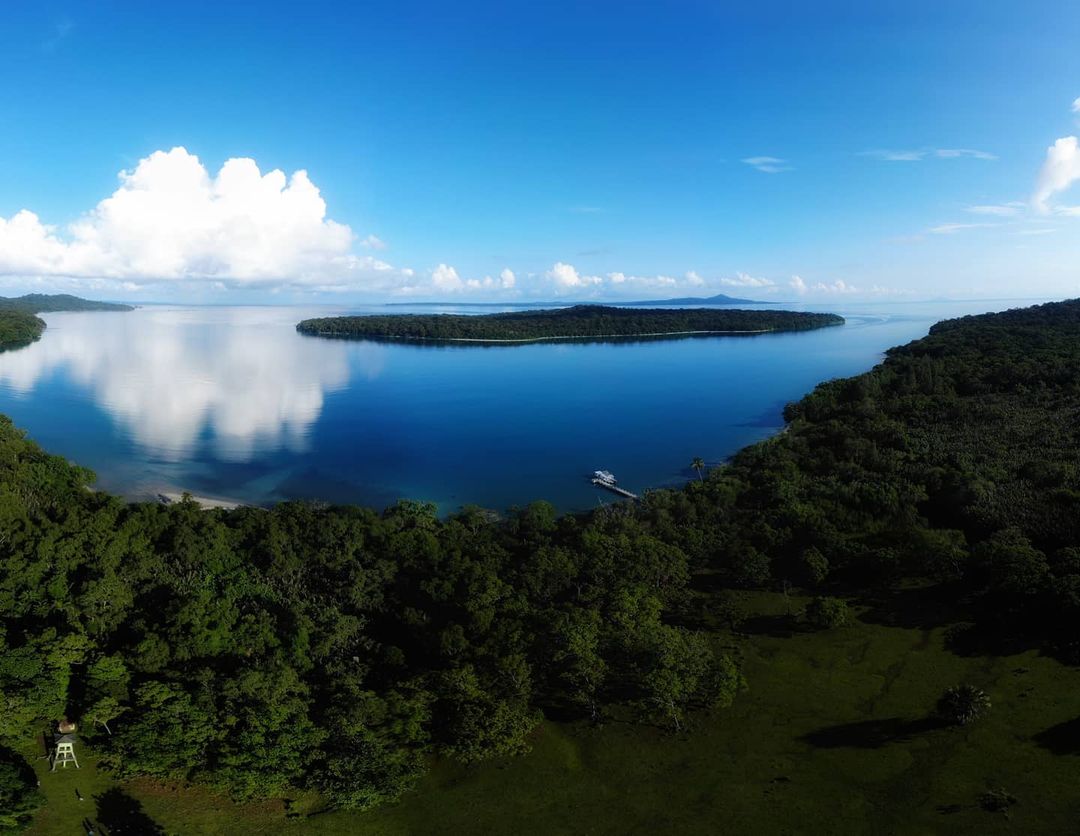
(296, 304, 842, 342)
(4, 299, 1080, 832)
(0, 294, 134, 350)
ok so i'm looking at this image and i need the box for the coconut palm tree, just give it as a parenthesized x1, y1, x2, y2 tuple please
(691, 457, 705, 481)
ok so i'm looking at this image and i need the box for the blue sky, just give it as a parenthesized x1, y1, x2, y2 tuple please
(1, 0, 1078, 302)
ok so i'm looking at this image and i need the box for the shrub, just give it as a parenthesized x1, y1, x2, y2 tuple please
(729, 548, 771, 588)
(979, 786, 1017, 813)
(799, 547, 830, 586)
(937, 684, 991, 726)
(804, 596, 849, 629)
(0, 750, 44, 832)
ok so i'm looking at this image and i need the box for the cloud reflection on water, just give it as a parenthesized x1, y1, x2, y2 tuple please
(0, 307, 360, 461)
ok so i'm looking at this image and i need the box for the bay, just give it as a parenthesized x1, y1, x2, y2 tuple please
(0, 299, 1047, 513)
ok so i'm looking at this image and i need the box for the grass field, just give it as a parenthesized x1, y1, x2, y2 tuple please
(27, 591, 1080, 835)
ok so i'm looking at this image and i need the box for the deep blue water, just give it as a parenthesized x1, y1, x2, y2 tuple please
(0, 299, 1049, 513)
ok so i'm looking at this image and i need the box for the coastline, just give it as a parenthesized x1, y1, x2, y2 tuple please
(9, 300, 1080, 832)
(156, 490, 245, 510)
(295, 306, 844, 345)
(299, 327, 777, 343)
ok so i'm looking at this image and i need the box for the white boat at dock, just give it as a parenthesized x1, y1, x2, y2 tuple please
(590, 469, 638, 499)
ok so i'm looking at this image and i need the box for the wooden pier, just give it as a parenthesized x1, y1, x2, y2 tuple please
(591, 477, 639, 500)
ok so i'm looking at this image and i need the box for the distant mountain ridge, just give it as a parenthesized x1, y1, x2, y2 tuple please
(0, 293, 135, 313)
(617, 292, 769, 306)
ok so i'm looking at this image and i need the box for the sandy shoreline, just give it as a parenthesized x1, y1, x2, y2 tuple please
(157, 491, 244, 510)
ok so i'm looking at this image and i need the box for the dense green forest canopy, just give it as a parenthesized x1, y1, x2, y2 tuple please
(0, 293, 134, 313)
(4, 298, 1080, 823)
(0, 310, 46, 350)
(296, 305, 842, 342)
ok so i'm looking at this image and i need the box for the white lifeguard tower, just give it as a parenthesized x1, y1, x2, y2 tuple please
(51, 720, 80, 771)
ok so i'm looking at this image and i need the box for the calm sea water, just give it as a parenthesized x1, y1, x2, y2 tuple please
(0, 299, 1048, 513)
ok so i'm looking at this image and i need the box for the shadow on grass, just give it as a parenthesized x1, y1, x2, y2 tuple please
(856, 585, 965, 632)
(801, 716, 946, 749)
(95, 788, 166, 835)
(942, 618, 1043, 659)
(1034, 718, 1080, 755)
(738, 613, 806, 638)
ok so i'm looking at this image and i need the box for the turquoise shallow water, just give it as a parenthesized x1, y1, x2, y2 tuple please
(0, 299, 1048, 513)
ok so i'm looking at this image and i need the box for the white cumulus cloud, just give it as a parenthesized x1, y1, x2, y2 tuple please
(0, 147, 404, 289)
(1032, 135, 1080, 213)
(500, 268, 516, 289)
(606, 271, 679, 288)
(789, 275, 897, 296)
(546, 262, 602, 289)
(1073, 96, 1080, 113)
(813, 279, 859, 294)
(431, 263, 463, 290)
(719, 272, 775, 288)
(790, 278, 858, 294)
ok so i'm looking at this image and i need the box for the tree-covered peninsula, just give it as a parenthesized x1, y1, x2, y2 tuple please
(296, 304, 843, 342)
(0, 310, 46, 350)
(0, 293, 135, 313)
(5, 299, 1080, 832)
(0, 298, 135, 317)
(0, 294, 134, 350)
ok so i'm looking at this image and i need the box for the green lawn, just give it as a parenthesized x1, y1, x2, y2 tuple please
(28, 592, 1080, 835)
(22, 736, 114, 835)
